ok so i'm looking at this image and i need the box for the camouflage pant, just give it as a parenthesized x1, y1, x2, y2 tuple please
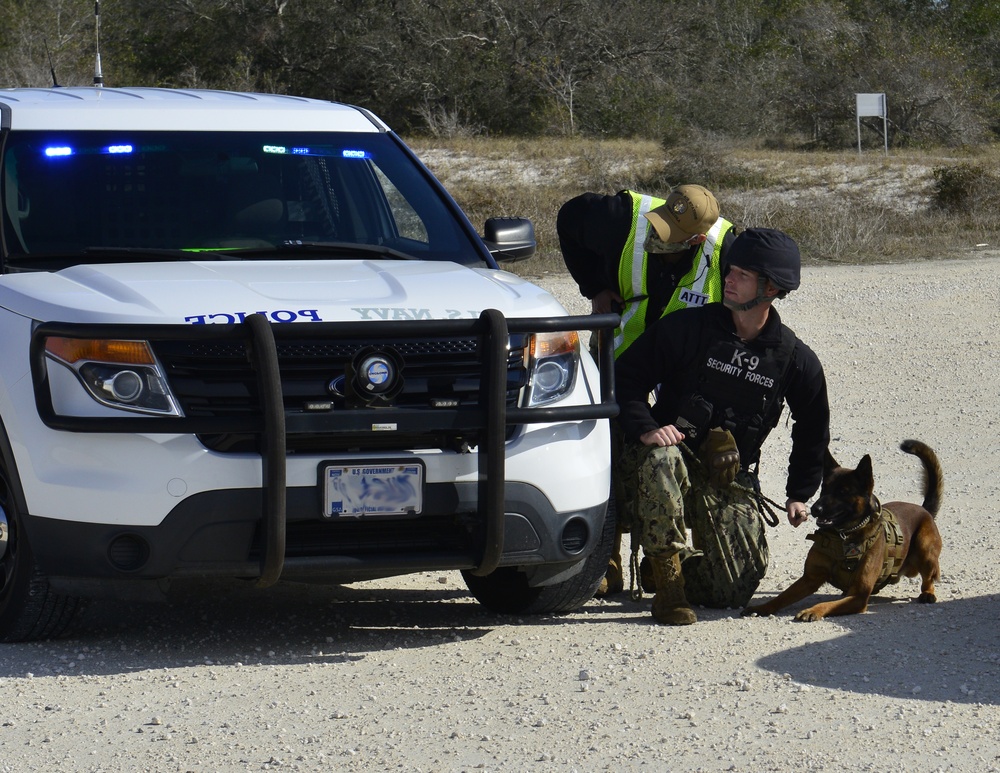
(621, 441, 770, 609)
(591, 333, 637, 533)
(610, 417, 636, 532)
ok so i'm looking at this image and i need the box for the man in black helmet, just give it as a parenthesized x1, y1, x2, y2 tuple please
(614, 228, 830, 625)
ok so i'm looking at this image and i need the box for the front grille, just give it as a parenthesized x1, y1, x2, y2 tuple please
(151, 332, 528, 453)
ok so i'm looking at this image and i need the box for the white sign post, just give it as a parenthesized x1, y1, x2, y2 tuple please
(856, 93, 888, 155)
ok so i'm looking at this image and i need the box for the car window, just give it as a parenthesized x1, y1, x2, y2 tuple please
(1, 131, 485, 268)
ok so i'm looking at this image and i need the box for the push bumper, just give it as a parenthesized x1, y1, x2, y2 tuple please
(30, 310, 620, 586)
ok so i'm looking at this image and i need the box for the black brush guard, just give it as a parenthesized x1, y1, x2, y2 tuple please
(30, 311, 619, 586)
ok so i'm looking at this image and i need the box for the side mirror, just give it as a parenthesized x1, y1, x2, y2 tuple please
(482, 217, 535, 263)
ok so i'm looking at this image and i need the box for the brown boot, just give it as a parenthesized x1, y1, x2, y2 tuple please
(595, 526, 625, 597)
(650, 554, 697, 625)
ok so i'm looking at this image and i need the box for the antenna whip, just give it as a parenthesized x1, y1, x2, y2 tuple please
(43, 38, 60, 87)
(93, 1, 104, 87)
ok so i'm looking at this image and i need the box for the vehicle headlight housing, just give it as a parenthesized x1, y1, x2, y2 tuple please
(44, 337, 181, 416)
(523, 330, 580, 407)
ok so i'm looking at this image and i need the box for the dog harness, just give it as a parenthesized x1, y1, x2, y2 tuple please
(806, 501, 906, 593)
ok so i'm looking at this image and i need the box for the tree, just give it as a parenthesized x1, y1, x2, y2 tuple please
(1, 0, 997, 145)
(0, 0, 96, 87)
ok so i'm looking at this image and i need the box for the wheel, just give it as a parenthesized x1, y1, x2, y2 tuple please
(463, 498, 617, 615)
(0, 460, 82, 642)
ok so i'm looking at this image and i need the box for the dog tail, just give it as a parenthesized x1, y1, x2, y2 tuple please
(900, 439, 943, 516)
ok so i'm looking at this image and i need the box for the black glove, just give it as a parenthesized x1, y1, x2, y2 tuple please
(699, 427, 740, 488)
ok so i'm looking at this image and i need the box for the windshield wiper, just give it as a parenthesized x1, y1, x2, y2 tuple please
(220, 241, 420, 261)
(1, 247, 232, 271)
(1, 242, 420, 272)
(83, 246, 234, 261)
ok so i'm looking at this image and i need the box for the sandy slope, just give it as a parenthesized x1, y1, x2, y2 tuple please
(1, 256, 999, 772)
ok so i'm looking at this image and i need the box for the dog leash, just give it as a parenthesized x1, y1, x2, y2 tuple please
(678, 442, 782, 527)
(746, 488, 783, 527)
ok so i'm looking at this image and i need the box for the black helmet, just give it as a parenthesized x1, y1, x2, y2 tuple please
(723, 228, 801, 292)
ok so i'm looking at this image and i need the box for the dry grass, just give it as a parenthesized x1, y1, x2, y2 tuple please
(408, 136, 1000, 274)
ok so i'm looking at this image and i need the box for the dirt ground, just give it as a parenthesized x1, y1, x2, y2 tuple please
(1, 254, 998, 772)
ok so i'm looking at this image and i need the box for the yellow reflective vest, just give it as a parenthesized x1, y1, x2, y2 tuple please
(614, 190, 732, 357)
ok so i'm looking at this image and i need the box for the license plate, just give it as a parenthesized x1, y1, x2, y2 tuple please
(324, 463, 423, 517)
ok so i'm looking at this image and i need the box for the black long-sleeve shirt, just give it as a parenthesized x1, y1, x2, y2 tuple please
(615, 303, 830, 502)
(557, 190, 734, 330)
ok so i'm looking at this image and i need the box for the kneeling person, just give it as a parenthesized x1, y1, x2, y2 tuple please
(614, 228, 830, 625)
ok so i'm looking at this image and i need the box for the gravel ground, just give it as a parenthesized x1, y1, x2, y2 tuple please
(2, 255, 999, 772)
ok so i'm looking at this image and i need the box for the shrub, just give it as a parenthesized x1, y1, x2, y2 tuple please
(931, 163, 1000, 212)
(636, 144, 773, 193)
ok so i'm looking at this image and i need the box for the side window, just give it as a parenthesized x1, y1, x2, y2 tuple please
(2, 153, 28, 254)
(372, 164, 429, 245)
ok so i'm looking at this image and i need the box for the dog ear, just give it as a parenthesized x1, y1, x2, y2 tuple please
(823, 448, 838, 474)
(856, 454, 875, 493)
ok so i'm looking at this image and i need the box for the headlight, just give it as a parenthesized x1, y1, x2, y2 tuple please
(524, 330, 579, 407)
(44, 337, 181, 416)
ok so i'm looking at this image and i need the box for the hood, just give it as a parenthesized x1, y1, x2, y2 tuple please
(0, 260, 567, 325)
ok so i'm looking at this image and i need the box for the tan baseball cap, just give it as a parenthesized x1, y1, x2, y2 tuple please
(644, 184, 720, 242)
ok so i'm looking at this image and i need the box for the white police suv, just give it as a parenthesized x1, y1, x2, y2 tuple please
(0, 87, 616, 641)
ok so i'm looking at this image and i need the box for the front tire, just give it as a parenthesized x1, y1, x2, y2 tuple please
(463, 499, 616, 615)
(0, 461, 82, 643)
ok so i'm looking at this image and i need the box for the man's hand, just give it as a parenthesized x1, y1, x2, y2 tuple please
(591, 288, 624, 315)
(699, 427, 740, 488)
(786, 499, 809, 527)
(640, 425, 685, 447)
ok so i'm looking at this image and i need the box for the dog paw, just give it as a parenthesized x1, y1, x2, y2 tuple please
(794, 610, 824, 622)
(917, 592, 937, 604)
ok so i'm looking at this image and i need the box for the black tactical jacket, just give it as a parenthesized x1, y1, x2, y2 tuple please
(615, 302, 830, 502)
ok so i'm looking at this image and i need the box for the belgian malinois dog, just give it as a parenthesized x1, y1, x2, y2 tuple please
(742, 440, 943, 622)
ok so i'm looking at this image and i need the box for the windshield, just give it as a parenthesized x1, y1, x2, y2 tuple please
(1, 130, 487, 269)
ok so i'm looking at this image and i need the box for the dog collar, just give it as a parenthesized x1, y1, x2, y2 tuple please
(834, 496, 882, 538)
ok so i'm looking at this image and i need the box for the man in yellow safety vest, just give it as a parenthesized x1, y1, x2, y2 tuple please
(557, 185, 736, 596)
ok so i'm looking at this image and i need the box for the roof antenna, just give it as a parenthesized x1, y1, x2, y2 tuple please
(93, 0, 104, 88)
(43, 38, 60, 88)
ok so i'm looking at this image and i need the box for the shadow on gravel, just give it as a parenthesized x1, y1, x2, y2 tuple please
(748, 592, 1000, 706)
(0, 578, 510, 677)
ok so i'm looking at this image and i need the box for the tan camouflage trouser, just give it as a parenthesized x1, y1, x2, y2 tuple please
(621, 441, 770, 609)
